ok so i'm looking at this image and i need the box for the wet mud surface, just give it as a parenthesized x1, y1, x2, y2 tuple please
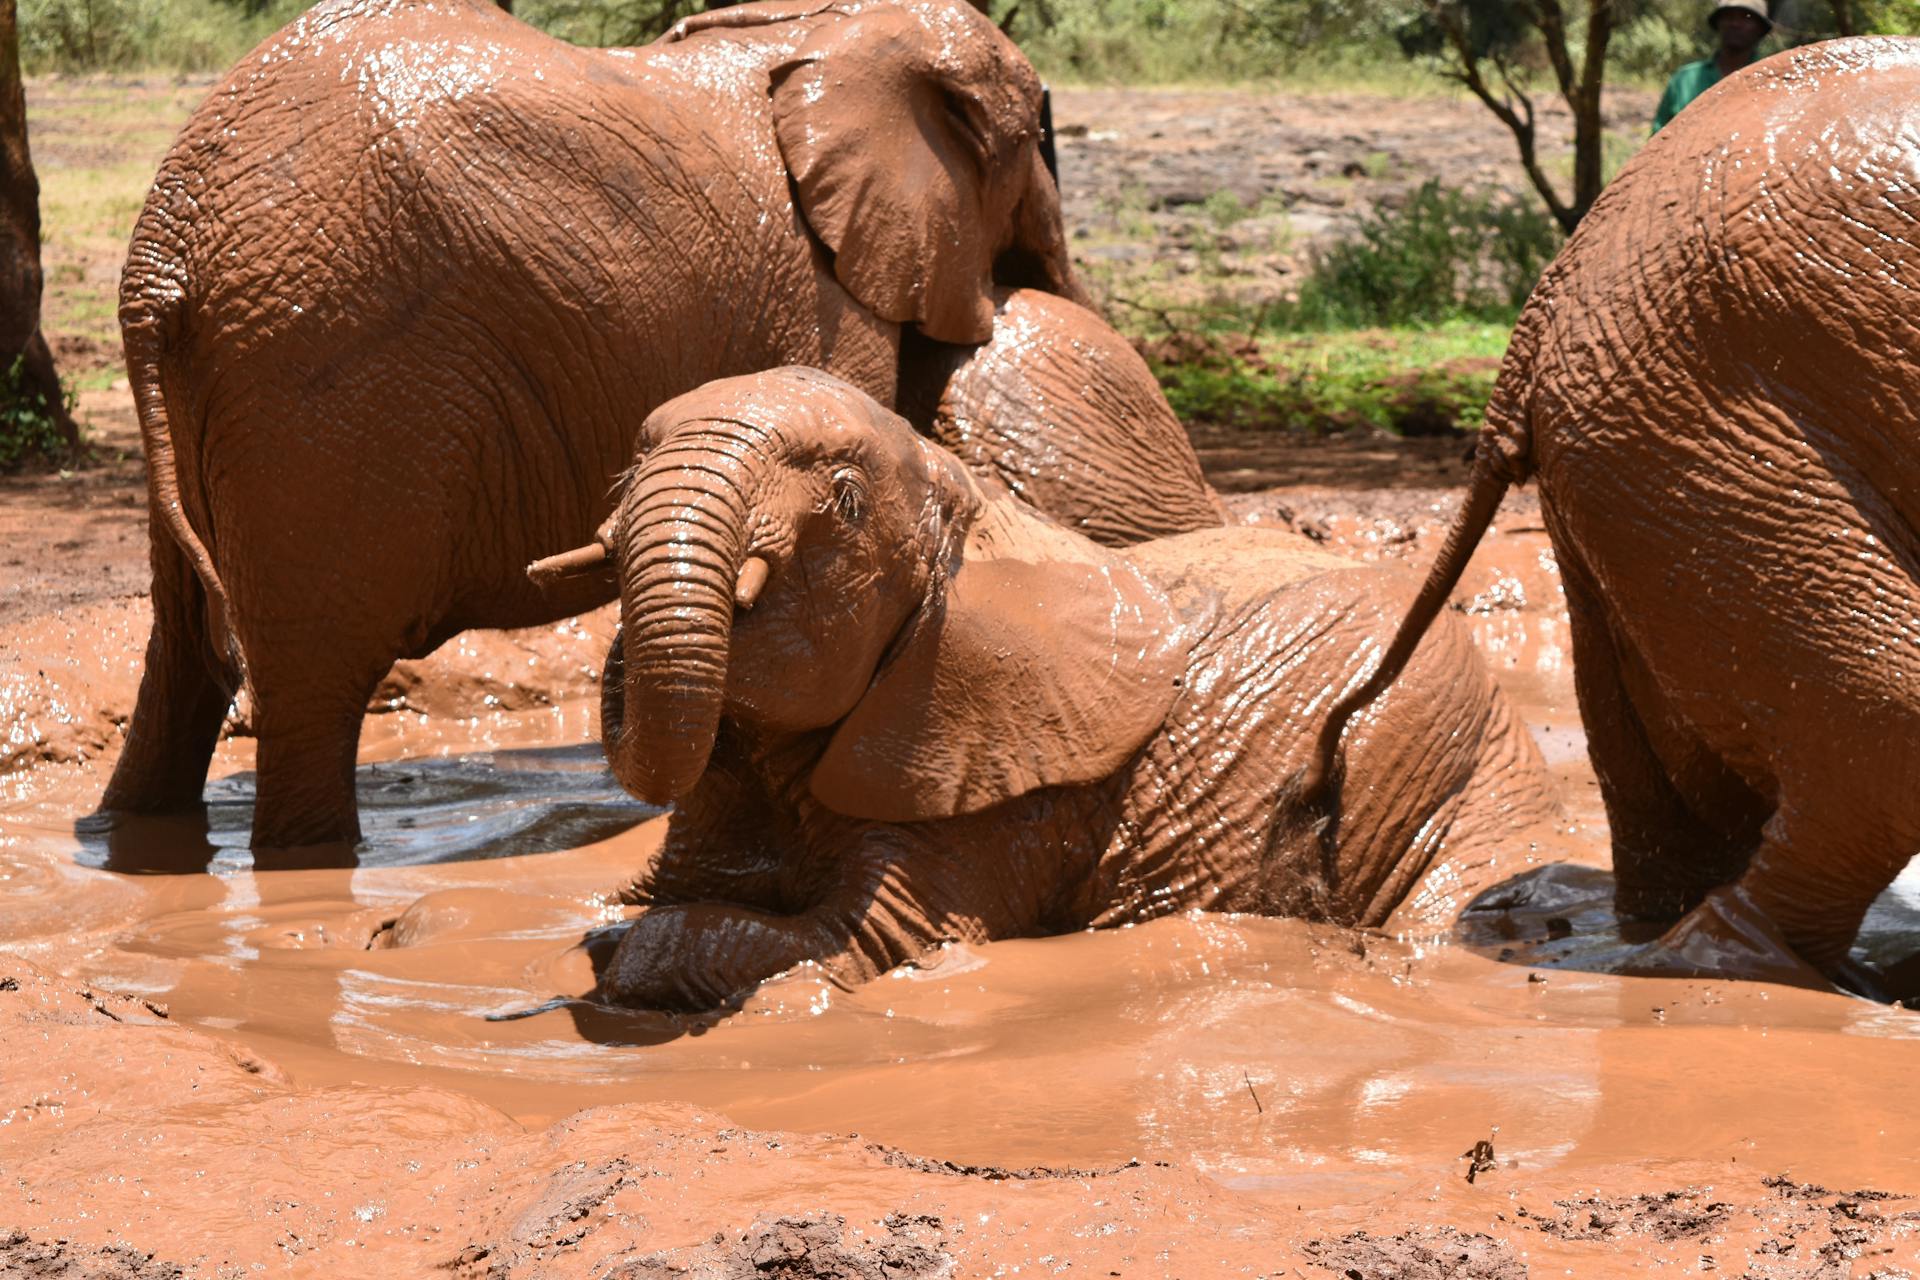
(8, 482, 1920, 1275)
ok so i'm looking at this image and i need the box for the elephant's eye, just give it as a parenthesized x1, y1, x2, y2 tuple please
(830, 468, 866, 524)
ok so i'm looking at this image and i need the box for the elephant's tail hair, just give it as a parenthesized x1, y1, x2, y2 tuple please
(1296, 449, 1515, 816)
(122, 301, 237, 670)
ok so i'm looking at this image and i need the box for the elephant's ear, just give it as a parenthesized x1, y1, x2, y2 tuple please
(810, 508, 1185, 822)
(770, 6, 1030, 345)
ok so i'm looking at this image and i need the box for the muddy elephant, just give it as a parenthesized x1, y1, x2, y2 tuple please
(528, 367, 1553, 1010)
(897, 287, 1230, 543)
(1308, 38, 1920, 994)
(107, 0, 1219, 851)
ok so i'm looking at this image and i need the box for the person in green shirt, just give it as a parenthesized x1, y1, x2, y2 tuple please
(1653, 1, 1772, 131)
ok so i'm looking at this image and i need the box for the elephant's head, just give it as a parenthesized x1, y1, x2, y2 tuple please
(663, 0, 1083, 344)
(532, 367, 1185, 820)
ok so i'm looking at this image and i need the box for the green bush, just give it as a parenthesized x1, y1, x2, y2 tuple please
(1007, 0, 1417, 83)
(1286, 180, 1561, 329)
(1142, 321, 1510, 436)
(0, 356, 77, 472)
(19, 0, 309, 73)
(514, 0, 704, 47)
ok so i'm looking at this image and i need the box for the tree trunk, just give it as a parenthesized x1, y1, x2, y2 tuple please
(1831, 0, 1859, 36)
(0, 0, 77, 458)
(495, 0, 514, 12)
(1567, 0, 1615, 230)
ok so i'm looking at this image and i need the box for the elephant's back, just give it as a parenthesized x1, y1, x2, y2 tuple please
(126, 0, 644, 324)
(1096, 530, 1549, 928)
(116, 0, 861, 604)
(1517, 36, 1920, 513)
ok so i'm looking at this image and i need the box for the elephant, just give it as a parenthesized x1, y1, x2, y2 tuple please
(1306, 38, 1920, 994)
(105, 0, 1219, 851)
(526, 366, 1555, 1011)
(897, 286, 1231, 544)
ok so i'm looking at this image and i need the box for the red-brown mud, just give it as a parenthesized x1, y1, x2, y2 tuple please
(7, 471, 1920, 1274)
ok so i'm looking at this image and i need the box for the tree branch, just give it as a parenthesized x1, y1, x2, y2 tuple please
(1430, 0, 1576, 233)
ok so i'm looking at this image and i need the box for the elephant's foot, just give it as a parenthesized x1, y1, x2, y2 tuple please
(1624, 884, 1881, 999)
(599, 901, 881, 1012)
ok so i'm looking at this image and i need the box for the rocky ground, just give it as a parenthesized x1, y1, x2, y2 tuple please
(1051, 84, 1656, 311)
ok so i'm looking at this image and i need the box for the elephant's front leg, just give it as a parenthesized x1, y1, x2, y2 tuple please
(599, 846, 947, 1011)
(601, 901, 857, 1011)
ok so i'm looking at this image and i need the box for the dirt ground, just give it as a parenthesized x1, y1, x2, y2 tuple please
(5, 76, 1914, 1280)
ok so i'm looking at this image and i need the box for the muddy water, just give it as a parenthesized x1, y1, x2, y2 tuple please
(7, 528, 1920, 1221)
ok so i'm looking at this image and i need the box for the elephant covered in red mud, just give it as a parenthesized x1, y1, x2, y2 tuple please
(105, 0, 1219, 851)
(1310, 38, 1920, 995)
(529, 368, 1554, 1011)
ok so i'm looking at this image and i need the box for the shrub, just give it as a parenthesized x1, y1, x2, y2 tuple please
(0, 355, 77, 471)
(1286, 180, 1562, 329)
(18, 0, 309, 73)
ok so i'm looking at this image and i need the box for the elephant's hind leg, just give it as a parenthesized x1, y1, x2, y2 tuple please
(100, 528, 238, 814)
(1559, 554, 1767, 924)
(1686, 733, 1920, 983)
(240, 624, 399, 853)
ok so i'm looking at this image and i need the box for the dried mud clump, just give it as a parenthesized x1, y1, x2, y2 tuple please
(1522, 1189, 1733, 1242)
(0, 1231, 187, 1280)
(598, 1214, 954, 1280)
(1300, 1227, 1525, 1280)
(866, 1143, 1149, 1181)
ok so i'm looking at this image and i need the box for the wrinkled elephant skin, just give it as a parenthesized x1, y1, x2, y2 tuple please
(102, 0, 1211, 852)
(1311, 38, 1920, 991)
(541, 367, 1554, 1011)
(898, 288, 1230, 546)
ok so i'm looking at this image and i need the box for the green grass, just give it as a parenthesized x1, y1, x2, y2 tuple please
(1143, 320, 1511, 436)
(28, 79, 202, 362)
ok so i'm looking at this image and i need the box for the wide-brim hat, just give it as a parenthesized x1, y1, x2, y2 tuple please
(1710, 0, 1772, 30)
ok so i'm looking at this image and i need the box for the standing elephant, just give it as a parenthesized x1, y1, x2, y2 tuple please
(106, 0, 1216, 850)
(528, 367, 1553, 1011)
(1308, 38, 1920, 993)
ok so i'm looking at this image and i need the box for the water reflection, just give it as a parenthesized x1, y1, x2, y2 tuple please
(73, 743, 656, 874)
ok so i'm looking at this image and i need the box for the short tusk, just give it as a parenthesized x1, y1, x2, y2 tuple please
(526, 517, 620, 590)
(527, 541, 608, 588)
(734, 556, 770, 610)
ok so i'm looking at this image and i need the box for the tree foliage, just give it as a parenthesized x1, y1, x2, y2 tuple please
(1398, 0, 1614, 235)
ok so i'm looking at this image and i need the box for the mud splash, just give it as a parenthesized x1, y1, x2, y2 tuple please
(6, 524, 1920, 1273)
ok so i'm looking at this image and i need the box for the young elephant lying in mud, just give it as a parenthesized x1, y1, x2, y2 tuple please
(532, 368, 1554, 1010)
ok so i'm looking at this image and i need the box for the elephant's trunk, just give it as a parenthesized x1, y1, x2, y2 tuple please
(1001, 145, 1095, 312)
(604, 425, 766, 806)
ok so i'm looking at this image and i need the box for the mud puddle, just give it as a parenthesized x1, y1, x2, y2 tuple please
(8, 700, 1920, 1213)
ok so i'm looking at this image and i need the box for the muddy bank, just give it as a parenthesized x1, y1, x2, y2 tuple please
(6, 855, 1920, 1275)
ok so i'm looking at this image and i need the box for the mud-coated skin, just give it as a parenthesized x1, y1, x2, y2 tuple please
(104, 0, 1148, 851)
(575, 368, 1552, 1011)
(896, 288, 1229, 546)
(1327, 38, 1920, 986)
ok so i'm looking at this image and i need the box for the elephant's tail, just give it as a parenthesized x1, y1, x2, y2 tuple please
(122, 295, 237, 668)
(1297, 426, 1530, 817)
(1296, 299, 1544, 821)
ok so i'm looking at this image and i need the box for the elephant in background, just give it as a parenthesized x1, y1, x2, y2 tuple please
(1308, 38, 1920, 995)
(105, 0, 1217, 852)
(529, 368, 1554, 1011)
(899, 287, 1230, 545)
